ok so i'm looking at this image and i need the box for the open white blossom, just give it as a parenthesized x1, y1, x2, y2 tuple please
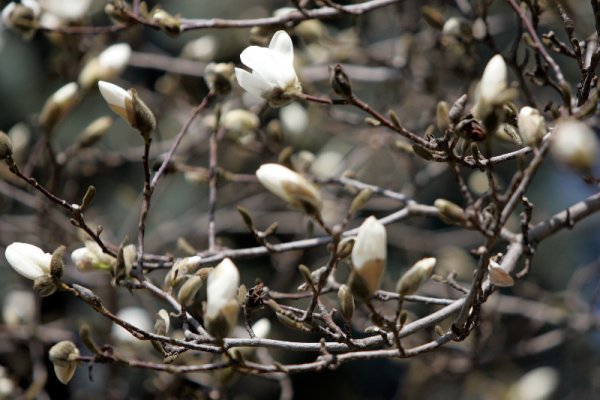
(235, 30, 302, 107)
(350, 216, 387, 297)
(5, 242, 51, 280)
(256, 163, 322, 214)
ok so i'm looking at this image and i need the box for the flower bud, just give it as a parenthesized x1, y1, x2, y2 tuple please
(396, 257, 436, 296)
(49, 341, 79, 384)
(436, 101, 450, 131)
(5, 242, 51, 281)
(550, 119, 598, 172)
(518, 106, 546, 146)
(177, 275, 204, 306)
(150, 8, 181, 36)
(256, 163, 322, 215)
(78, 43, 132, 90)
(154, 309, 170, 335)
(50, 245, 66, 279)
(330, 64, 353, 98)
(349, 216, 387, 298)
(0, 130, 13, 160)
(76, 116, 112, 148)
(251, 318, 271, 339)
(337, 284, 354, 320)
(473, 55, 515, 131)
(39, 82, 80, 132)
(164, 256, 203, 287)
(487, 260, 514, 287)
(434, 198, 466, 225)
(204, 62, 235, 96)
(97, 81, 156, 136)
(221, 109, 260, 137)
(71, 241, 114, 272)
(336, 237, 355, 260)
(205, 258, 240, 339)
(33, 275, 57, 297)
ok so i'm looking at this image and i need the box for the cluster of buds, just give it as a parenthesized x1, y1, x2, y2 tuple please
(235, 30, 302, 107)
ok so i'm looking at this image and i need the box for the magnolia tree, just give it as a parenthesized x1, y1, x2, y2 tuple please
(1, 0, 600, 398)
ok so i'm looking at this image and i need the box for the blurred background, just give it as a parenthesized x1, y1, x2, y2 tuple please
(1, 0, 600, 398)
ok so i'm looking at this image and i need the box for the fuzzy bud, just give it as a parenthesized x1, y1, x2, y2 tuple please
(396, 257, 436, 296)
(50, 245, 66, 279)
(97, 81, 156, 137)
(434, 199, 466, 225)
(177, 275, 204, 306)
(150, 8, 181, 36)
(330, 64, 353, 98)
(49, 341, 80, 384)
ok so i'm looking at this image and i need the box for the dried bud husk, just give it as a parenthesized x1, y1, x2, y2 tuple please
(337, 284, 354, 320)
(155, 309, 170, 335)
(33, 275, 57, 297)
(396, 257, 436, 296)
(436, 101, 450, 131)
(434, 198, 466, 225)
(50, 245, 66, 279)
(488, 260, 514, 287)
(204, 62, 235, 96)
(0, 130, 13, 160)
(49, 341, 80, 384)
(330, 64, 353, 98)
(349, 188, 373, 215)
(177, 275, 204, 306)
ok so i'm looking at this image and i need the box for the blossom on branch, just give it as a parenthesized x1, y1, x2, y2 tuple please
(256, 163, 322, 215)
(349, 216, 387, 298)
(235, 30, 302, 107)
(5, 242, 51, 280)
(79, 43, 132, 89)
(205, 258, 240, 339)
(98, 80, 155, 135)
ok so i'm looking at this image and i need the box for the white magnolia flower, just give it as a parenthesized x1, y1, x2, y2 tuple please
(551, 119, 598, 171)
(473, 54, 512, 122)
(5, 242, 51, 280)
(205, 258, 240, 338)
(79, 43, 132, 89)
(350, 216, 387, 297)
(518, 106, 546, 146)
(256, 163, 321, 214)
(235, 30, 302, 106)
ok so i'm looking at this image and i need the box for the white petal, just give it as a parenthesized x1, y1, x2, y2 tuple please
(39, 0, 91, 20)
(256, 163, 297, 202)
(269, 30, 294, 68)
(2, 3, 17, 29)
(98, 80, 130, 108)
(112, 307, 153, 342)
(480, 54, 507, 102)
(240, 46, 286, 88)
(235, 68, 269, 99)
(5, 242, 51, 280)
(51, 82, 78, 104)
